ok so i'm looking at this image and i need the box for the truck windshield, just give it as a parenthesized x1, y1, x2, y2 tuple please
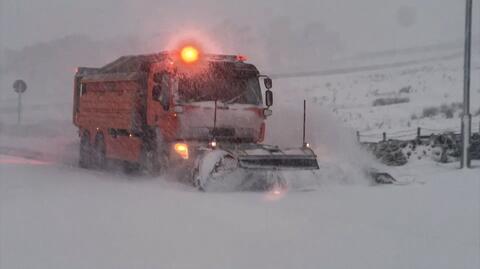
(178, 72, 262, 105)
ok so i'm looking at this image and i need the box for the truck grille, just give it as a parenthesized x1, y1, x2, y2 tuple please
(210, 128, 235, 137)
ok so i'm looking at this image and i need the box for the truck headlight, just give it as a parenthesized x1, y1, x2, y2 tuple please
(174, 143, 189, 159)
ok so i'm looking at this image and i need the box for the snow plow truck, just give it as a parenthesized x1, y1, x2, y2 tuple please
(73, 46, 319, 190)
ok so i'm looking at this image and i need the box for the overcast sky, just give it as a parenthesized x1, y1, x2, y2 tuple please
(0, 0, 477, 55)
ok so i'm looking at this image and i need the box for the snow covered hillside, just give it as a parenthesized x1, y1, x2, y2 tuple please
(271, 56, 480, 142)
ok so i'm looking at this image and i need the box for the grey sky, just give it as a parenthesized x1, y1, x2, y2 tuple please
(0, 0, 476, 54)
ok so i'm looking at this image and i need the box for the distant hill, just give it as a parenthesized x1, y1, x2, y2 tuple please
(1, 35, 144, 100)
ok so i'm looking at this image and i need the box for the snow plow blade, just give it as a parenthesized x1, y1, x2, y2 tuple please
(235, 145, 319, 170)
(193, 145, 319, 192)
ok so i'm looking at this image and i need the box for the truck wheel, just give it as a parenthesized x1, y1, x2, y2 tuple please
(191, 167, 205, 191)
(93, 134, 107, 169)
(194, 151, 239, 191)
(79, 132, 92, 168)
(123, 161, 140, 174)
(140, 144, 160, 175)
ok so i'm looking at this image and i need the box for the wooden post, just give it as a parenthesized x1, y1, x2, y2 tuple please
(382, 132, 386, 142)
(417, 127, 421, 140)
(356, 131, 360, 143)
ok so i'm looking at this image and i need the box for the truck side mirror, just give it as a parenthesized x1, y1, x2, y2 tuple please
(161, 93, 170, 111)
(153, 72, 164, 84)
(152, 85, 169, 111)
(152, 85, 161, 100)
(264, 77, 272, 89)
(265, 90, 273, 107)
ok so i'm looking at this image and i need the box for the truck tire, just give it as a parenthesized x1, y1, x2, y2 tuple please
(194, 150, 239, 191)
(93, 134, 107, 169)
(122, 161, 139, 174)
(79, 132, 92, 168)
(192, 167, 204, 191)
(140, 143, 160, 175)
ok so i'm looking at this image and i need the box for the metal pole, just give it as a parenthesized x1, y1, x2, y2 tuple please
(302, 100, 306, 146)
(17, 93, 22, 124)
(461, 0, 473, 169)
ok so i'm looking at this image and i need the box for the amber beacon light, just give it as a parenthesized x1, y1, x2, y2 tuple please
(180, 46, 200, 63)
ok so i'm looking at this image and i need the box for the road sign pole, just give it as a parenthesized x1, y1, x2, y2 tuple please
(17, 92, 22, 124)
(461, 0, 473, 169)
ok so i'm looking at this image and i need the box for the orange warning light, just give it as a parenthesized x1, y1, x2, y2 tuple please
(236, 55, 248, 62)
(180, 46, 199, 63)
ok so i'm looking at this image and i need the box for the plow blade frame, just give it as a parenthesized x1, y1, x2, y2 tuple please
(231, 145, 320, 170)
(238, 155, 319, 170)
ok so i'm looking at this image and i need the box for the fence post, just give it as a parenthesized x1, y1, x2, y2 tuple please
(382, 132, 386, 142)
(417, 127, 421, 140)
(356, 131, 360, 143)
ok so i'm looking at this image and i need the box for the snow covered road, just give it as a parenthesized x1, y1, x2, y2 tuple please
(1, 155, 478, 269)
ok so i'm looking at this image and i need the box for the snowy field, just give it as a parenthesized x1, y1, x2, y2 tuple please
(1, 154, 479, 269)
(1, 53, 480, 268)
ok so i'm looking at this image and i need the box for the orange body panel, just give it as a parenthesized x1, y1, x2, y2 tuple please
(74, 79, 144, 162)
(75, 81, 140, 130)
(105, 134, 142, 162)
